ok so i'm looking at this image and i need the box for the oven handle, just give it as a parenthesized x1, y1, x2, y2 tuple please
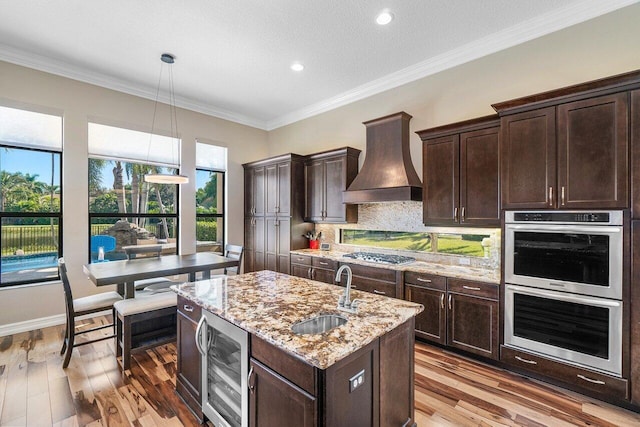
(507, 285, 622, 308)
(505, 224, 622, 234)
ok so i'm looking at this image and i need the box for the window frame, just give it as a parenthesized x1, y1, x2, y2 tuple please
(0, 144, 63, 287)
(195, 168, 225, 254)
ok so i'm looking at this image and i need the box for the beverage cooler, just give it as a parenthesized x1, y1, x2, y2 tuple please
(196, 309, 249, 427)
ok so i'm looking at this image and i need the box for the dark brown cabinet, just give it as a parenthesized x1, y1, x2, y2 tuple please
(304, 147, 360, 223)
(405, 273, 499, 360)
(175, 296, 204, 422)
(290, 254, 338, 284)
(249, 359, 317, 427)
(339, 262, 403, 298)
(417, 116, 500, 226)
(497, 92, 629, 209)
(244, 154, 312, 274)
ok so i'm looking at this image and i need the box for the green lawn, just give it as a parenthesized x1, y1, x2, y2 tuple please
(342, 231, 484, 257)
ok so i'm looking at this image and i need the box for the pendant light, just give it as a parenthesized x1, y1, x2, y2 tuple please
(144, 53, 189, 184)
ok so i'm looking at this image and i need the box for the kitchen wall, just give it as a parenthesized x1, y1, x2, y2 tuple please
(0, 61, 269, 327)
(268, 4, 640, 182)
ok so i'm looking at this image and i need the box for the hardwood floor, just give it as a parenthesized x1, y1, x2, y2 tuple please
(0, 316, 639, 426)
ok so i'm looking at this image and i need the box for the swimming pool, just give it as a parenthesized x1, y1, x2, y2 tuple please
(1, 252, 59, 272)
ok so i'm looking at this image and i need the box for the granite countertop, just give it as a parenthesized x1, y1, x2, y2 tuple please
(172, 270, 423, 370)
(290, 249, 500, 284)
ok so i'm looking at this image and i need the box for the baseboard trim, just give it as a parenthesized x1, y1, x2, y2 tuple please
(0, 310, 111, 337)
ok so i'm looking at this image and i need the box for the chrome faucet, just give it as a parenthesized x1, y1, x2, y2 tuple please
(335, 265, 358, 313)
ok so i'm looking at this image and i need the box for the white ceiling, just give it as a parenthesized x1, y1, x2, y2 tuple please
(0, 0, 637, 130)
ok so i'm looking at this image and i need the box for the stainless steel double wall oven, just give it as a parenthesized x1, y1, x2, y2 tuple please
(504, 211, 624, 377)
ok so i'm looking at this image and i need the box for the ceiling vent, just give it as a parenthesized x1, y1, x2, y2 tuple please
(342, 112, 422, 203)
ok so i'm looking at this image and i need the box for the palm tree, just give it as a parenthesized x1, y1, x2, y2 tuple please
(0, 171, 28, 210)
(112, 161, 126, 215)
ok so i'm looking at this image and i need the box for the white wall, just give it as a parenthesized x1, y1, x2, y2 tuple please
(0, 61, 268, 326)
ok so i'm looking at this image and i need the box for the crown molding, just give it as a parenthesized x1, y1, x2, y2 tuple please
(0, 44, 268, 130)
(265, 0, 639, 130)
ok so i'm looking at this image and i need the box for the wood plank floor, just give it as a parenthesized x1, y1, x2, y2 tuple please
(0, 316, 639, 426)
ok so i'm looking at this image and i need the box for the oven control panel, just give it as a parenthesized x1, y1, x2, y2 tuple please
(509, 211, 618, 224)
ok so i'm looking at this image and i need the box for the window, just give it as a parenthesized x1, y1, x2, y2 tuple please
(88, 123, 180, 262)
(0, 105, 62, 286)
(340, 229, 492, 258)
(195, 142, 226, 253)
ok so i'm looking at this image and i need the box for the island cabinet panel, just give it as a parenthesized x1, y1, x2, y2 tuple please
(499, 93, 629, 210)
(340, 262, 403, 298)
(418, 116, 500, 226)
(304, 147, 360, 224)
(249, 359, 317, 427)
(244, 154, 312, 274)
(176, 296, 204, 422)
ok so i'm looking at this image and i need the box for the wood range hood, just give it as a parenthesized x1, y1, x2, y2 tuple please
(342, 111, 423, 204)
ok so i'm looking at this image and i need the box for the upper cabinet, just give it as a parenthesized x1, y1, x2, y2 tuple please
(304, 147, 360, 223)
(493, 71, 640, 210)
(417, 116, 500, 226)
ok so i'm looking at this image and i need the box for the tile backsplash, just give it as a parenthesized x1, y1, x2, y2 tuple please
(315, 201, 501, 270)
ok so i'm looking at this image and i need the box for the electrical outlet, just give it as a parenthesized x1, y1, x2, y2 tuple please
(349, 369, 365, 393)
(458, 257, 471, 266)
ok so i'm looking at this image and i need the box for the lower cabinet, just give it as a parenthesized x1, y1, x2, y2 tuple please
(501, 345, 629, 401)
(249, 358, 317, 427)
(290, 254, 338, 285)
(175, 296, 204, 422)
(405, 273, 499, 360)
(341, 262, 403, 298)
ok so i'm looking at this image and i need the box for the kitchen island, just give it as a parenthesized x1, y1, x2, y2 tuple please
(172, 270, 423, 427)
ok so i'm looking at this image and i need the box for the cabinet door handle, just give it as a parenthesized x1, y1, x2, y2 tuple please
(515, 355, 538, 365)
(319, 261, 329, 266)
(453, 207, 458, 222)
(296, 257, 306, 262)
(416, 277, 432, 283)
(350, 285, 357, 289)
(440, 293, 445, 309)
(448, 294, 452, 310)
(548, 186, 553, 207)
(195, 316, 207, 356)
(462, 285, 481, 291)
(577, 374, 605, 385)
(461, 207, 465, 222)
(373, 289, 386, 295)
(307, 267, 312, 279)
(248, 366, 255, 393)
(183, 304, 194, 312)
(561, 186, 566, 206)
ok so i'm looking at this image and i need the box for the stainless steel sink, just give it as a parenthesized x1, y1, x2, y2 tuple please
(291, 314, 348, 335)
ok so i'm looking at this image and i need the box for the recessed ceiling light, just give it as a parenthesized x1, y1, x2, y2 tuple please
(291, 62, 304, 72)
(376, 11, 394, 25)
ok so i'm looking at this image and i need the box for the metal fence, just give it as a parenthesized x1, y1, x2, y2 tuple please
(1, 225, 59, 256)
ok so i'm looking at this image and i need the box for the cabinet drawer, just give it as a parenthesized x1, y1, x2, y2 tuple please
(350, 277, 397, 298)
(501, 346, 628, 401)
(178, 295, 201, 322)
(291, 254, 312, 266)
(404, 271, 446, 291)
(312, 257, 337, 270)
(345, 262, 397, 283)
(447, 278, 498, 300)
(251, 335, 317, 396)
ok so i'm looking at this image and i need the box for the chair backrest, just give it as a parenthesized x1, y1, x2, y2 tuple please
(124, 245, 163, 259)
(91, 235, 116, 253)
(224, 244, 244, 274)
(58, 257, 75, 318)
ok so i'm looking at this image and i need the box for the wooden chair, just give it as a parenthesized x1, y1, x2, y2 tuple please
(59, 257, 122, 369)
(123, 245, 176, 292)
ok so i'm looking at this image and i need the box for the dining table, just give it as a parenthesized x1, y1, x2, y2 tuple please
(83, 252, 240, 299)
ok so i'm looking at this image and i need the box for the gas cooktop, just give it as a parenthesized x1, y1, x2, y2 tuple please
(342, 252, 416, 265)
